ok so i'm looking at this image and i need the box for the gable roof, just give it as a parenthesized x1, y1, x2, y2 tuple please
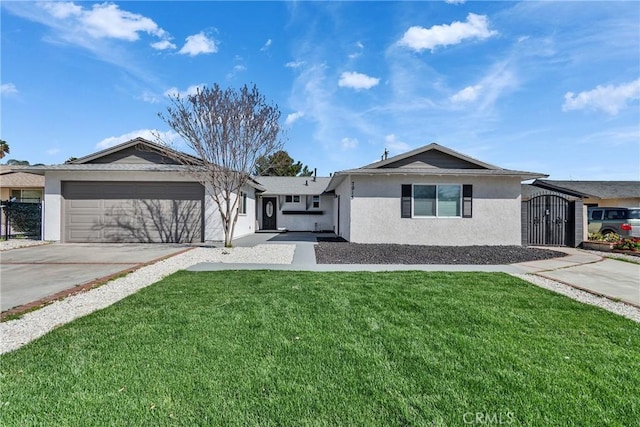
(362, 143, 501, 170)
(326, 143, 547, 191)
(70, 137, 202, 165)
(532, 180, 640, 199)
(255, 176, 331, 195)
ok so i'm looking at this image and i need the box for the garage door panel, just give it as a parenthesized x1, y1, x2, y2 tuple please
(63, 181, 204, 243)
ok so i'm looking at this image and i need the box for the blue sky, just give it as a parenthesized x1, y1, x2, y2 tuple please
(1, 1, 639, 180)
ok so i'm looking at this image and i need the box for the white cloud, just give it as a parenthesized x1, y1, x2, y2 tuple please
(285, 61, 305, 69)
(226, 64, 247, 80)
(285, 111, 305, 126)
(40, 1, 81, 19)
(398, 13, 497, 52)
(385, 134, 410, 153)
(1, 83, 18, 96)
(338, 71, 380, 90)
(261, 39, 272, 51)
(562, 79, 640, 115)
(137, 91, 160, 103)
(151, 40, 176, 50)
(445, 0, 466, 4)
(178, 32, 218, 56)
(47, 148, 60, 156)
(451, 85, 482, 103)
(164, 84, 206, 98)
(96, 129, 178, 150)
(348, 41, 364, 59)
(40, 2, 168, 41)
(341, 137, 359, 150)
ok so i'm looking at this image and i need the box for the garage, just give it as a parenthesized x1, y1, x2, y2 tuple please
(63, 181, 204, 243)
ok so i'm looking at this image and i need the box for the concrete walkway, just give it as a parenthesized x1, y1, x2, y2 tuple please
(195, 234, 640, 307)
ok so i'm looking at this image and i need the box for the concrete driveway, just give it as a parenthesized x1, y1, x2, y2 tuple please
(0, 243, 190, 312)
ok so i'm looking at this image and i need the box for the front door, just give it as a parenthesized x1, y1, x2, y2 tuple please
(262, 197, 277, 230)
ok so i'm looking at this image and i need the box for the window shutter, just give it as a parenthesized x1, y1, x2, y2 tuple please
(401, 185, 412, 218)
(462, 184, 472, 218)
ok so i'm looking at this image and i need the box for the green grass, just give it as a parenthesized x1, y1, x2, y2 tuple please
(1, 271, 638, 426)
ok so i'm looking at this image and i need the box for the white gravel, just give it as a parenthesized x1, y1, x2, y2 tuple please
(0, 244, 295, 354)
(0, 239, 50, 251)
(512, 273, 640, 323)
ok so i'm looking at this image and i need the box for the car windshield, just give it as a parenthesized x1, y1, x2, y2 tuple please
(628, 209, 640, 219)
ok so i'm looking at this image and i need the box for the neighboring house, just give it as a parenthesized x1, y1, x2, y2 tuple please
(325, 143, 546, 246)
(29, 138, 548, 246)
(532, 180, 640, 207)
(0, 166, 45, 202)
(1, 166, 45, 237)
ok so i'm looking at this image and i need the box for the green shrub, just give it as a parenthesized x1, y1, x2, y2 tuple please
(588, 232, 621, 242)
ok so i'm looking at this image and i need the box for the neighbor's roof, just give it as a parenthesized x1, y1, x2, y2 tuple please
(0, 166, 45, 188)
(532, 180, 640, 199)
(521, 184, 581, 201)
(255, 176, 331, 195)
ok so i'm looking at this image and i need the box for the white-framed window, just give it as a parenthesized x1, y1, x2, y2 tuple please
(312, 195, 320, 208)
(285, 195, 300, 203)
(412, 184, 461, 217)
(239, 191, 247, 215)
(11, 189, 42, 203)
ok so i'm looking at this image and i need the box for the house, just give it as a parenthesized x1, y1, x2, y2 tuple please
(0, 166, 45, 202)
(531, 180, 640, 207)
(30, 138, 547, 246)
(324, 143, 546, 245)
(1, 166, 45, 237)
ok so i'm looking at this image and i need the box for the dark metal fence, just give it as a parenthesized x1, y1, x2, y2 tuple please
(0, 200, 43, 240)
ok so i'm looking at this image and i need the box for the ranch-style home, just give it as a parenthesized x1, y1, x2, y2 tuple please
(27, 138, 547, 246)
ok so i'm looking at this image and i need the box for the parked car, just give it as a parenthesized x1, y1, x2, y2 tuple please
(587, 207, 632, 237)
(627, 208, 640, 238)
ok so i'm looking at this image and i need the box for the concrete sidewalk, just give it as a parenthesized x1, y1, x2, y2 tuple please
(192, 239, 640, 307)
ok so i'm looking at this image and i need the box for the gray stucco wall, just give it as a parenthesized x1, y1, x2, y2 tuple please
(347, 175, 523, 245)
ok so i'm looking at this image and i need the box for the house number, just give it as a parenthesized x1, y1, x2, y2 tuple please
(266, 201, 274, 217)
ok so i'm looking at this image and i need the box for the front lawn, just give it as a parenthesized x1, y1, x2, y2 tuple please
(1, 271, 638, 425)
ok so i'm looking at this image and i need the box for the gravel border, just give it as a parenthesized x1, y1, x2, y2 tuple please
(580, 249, 640, 264)
(0, 239, 51, 251)
(513, 273, 640, 323)
(0, 244, 295, 354)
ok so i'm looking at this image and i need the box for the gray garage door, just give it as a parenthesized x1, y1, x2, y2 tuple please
(63, 181, 204, 243)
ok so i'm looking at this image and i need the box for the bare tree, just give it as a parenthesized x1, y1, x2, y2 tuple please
(156, 84, 283, 246)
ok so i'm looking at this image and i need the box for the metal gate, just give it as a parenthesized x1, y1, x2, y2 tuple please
(526, 194, 573, 246)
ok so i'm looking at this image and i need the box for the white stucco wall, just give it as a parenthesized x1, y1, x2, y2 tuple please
(42, 171, 255, 242)
(256, 194, 333, 231)
(347, 175, 523, 246)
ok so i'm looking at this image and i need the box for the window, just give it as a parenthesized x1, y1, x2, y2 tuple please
(412, 184, 461, 217)
(285, 195, 300, 203)
(591, 210, 603, 220)
(312, 195, 320, 208)
(239, 191, 247, 215)
(11, 189, 42, 203)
